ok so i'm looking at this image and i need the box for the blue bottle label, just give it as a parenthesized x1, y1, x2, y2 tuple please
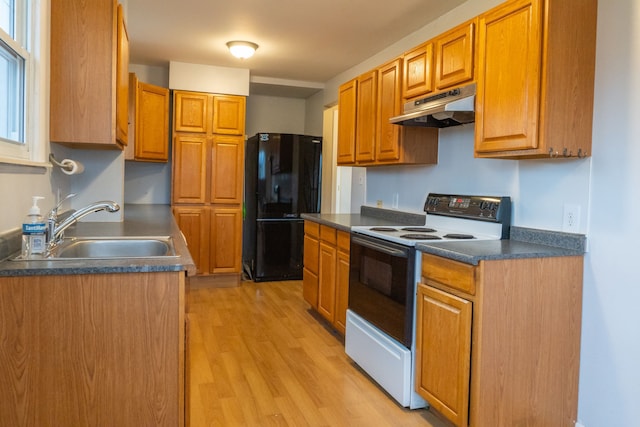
(23, 223, 46, 234)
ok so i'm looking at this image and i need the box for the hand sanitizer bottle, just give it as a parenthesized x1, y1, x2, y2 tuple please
(21, 196, 47, 259)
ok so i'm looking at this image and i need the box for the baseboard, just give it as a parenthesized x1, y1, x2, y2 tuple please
(189, 273, 242, 289)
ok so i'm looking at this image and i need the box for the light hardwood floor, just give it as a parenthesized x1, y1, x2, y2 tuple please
(187, 280, 453, 427)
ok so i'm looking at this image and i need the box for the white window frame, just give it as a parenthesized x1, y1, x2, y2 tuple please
(0, 0, 47, 167)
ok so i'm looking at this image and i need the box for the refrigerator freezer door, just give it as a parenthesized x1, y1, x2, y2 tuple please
(254, 218, 304, 281)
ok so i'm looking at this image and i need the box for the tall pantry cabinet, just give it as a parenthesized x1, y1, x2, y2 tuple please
(171, 91, 246, 284)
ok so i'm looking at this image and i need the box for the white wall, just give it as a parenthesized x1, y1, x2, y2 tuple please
(246, 95, 307, 137)
(329, 1, 639, 426)
(577, 2, 640, 426)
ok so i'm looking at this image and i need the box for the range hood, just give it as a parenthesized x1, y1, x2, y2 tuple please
(390, 83, 475, 128)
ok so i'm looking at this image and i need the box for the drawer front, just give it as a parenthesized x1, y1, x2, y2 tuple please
(337, 230, 350, 253)
(422, 253, 476, 295)
(304, 221, 320, 238)
(320, 224, 337, 245)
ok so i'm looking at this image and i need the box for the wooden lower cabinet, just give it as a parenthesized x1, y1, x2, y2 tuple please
(209, 207, 242, 274)
(304, 221, 350, 334)
(0, 272, 186, 427)
(174, 206, 209, 275)
(415, 283, 472, 426)
(417, 253, 584, 427)
(303, 221, 320, 308)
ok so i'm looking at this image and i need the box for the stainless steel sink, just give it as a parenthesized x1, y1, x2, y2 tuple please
(55, 236, 176, 259)
(12, 236, 177, 260)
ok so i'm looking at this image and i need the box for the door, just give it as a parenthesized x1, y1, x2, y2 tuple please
(255, 219, 304, 281)
(209, 207, 242, 274)
(172, 135, 207, 204)
(415, 283, 472, 427)
(210, 134, 244, 204)
(349, 234, 414, 347)
(376, 58, 402, 162)
(337, 79, 357, 165)
(173, 206, 209, 274)
(475, 0, 542, 153)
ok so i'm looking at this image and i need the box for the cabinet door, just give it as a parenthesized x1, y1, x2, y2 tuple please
(210, 135, 243, 204)
(135, 81, 170, 161)
(475, 0, 542, 154)
(212, 95, 246, 135)
(415, 283, 472, 427)
(317, 241, 337, 323)
(434, 20, 475, 90)
(334, 231, 350, 335)
(376, 58, 402, 162)
(174, 91, 209, 133)
(173, 207, 209, 274)
(115, 3, 129, 146)
(337, 79, 357, 165)
(209, 208, 242, 274)
(50, 0, 119, 147)
(355, 70, 378, 164)
(172, 135, 207, 204)
(402, 41, 434, 100)
(303, 222, 320, 308)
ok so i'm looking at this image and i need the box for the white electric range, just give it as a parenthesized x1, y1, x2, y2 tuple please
(346, 193, 511, 409)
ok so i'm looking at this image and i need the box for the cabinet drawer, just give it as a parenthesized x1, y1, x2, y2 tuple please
(304, 221, 320, 238)
(422, 253, 476, 295)
(337, 230, 350, 253)
(320, 224, 337, 245)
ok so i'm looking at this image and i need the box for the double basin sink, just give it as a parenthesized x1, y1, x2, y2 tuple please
(13, 236, 177, 261)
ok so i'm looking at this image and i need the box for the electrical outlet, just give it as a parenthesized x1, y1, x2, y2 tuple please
(562, 204, 581, 232)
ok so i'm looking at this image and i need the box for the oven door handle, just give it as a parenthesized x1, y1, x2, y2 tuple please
(351, 236, 409, 258)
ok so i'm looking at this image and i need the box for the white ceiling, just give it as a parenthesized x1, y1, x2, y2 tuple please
(126, 0, 466, 98)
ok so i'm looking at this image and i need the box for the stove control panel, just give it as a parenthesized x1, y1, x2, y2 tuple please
(424, 193, 511, 224)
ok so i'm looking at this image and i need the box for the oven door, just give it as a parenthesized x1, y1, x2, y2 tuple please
(349, 234, 415, 348)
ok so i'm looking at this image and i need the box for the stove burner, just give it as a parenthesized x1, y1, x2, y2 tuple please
(401, 227, 437, 233)
(369, 227, 398, 232)
(400, 234, 442, 240)
(442, 233, 475, 239)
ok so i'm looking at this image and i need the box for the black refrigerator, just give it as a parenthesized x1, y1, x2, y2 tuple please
(243, 133, 322, 281)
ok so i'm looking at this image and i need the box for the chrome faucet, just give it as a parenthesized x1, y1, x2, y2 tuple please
(46, 197, 120, 252)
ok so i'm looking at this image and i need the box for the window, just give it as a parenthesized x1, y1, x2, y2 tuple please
(1, 0, 36, 162)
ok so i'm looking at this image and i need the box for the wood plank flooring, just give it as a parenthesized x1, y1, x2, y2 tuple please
(187, 280, 452, 427)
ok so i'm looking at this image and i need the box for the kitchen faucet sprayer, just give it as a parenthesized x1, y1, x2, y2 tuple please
(46, 199, 120, 254)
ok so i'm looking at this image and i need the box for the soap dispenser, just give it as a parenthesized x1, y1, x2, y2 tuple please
(21, 196, 47, 259)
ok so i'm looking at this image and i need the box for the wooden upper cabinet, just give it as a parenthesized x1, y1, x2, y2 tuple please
(475, 0, 597, 158)
(434, 19, 475, 90)
(115, 3, 129, 146)
(174, 91, 209, 133)
(355, 70, 378, 164)
(210, 135, 244, 204)
(50, 0, 129, 148)
(337, 79, 358, 165)
(212, 96, 246, 135)
(126, 74, 170, 162)
(402, 41, 434, 100)
(172, 135, 208, 204)
(377, 59, 402, 162)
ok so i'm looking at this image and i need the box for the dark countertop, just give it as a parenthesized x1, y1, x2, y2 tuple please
(300, 209, 587, 265)
(0, 204, 196, 277)
(416, 238, 584, 265)
(301, 205, 426, 232)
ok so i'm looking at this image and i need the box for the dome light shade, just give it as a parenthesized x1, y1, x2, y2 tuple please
(226, 41, 258, 59)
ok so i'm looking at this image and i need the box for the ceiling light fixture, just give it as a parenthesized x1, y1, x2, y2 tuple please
(226, 40, 259, 59)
